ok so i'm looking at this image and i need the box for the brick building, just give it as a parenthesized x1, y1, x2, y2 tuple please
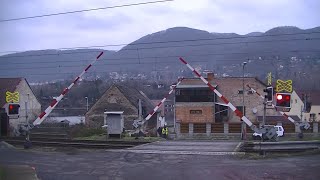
(174, 73, 280, 137)
(85, 84, 158, 131)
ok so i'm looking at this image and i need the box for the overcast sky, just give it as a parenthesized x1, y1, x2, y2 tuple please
(0, 0, 319, 53)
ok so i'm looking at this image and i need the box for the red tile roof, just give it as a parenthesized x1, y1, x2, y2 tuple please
(0, 78, 23, 107)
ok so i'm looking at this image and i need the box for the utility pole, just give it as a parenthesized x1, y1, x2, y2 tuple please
(25, 94, 30, 124)
(263, 100, 266, 127)
(241, 62, 247, 140)
(85, 97, 89, 112)
(300, 93, 307, 121)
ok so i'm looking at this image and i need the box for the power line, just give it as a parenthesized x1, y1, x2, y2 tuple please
(0, 54, 318, 73)
(1, 37, 319, 59)
(1, 31, 319, 55)
(1, 49, 319, 67)
(0, 0, 174, 23)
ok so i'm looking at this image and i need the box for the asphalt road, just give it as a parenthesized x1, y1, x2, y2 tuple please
(1, 142, 320, 180)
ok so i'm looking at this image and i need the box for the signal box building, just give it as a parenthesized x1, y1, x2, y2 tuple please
(174, 73, 279, 136)
(0, 78, 41, 136)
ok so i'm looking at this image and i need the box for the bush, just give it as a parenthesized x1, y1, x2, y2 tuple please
(70, 124, 106, 138)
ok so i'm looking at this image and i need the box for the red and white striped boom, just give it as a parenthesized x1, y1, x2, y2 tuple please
(33, 51, 104, 126)
(247, 84, 296, 124)
(145, 78, 184, 121)
(179, 57, 258, 131)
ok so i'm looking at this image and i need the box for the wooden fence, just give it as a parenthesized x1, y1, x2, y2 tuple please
(180, 123, 189, 133)
(211, 123, 224, 133)
(193, 123, 206, 133)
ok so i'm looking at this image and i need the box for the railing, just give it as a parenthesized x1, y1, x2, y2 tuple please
(242, 141, 320, 152)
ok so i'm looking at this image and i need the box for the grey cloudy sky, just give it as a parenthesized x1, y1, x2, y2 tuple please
(0, 0, 319, 53)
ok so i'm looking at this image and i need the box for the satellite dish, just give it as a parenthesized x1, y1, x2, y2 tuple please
(252, 108, 258, 114)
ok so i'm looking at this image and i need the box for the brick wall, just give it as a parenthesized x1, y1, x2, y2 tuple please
(175, 102, 214, 123)
(214, 77, 279, 123)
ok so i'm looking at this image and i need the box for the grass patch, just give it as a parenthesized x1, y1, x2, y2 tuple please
(70, 124, 106, 138)
(122, 136, 163, 141)
(280, 136, 320, 141)
(73, 134, 106, 141)
(237, 149, 320, 160)
(0, 167, 7, 180)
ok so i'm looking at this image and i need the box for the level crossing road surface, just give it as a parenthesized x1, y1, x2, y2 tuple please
(111, 140, 243, 155)
(1, 141, 320, 180)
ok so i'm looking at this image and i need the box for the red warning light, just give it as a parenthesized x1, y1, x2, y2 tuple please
(8, 103, 20, 115)
(285, 95, 290, 101)
(277, 94, 283, 100)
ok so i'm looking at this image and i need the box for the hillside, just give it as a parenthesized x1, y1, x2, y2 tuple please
(0, 26, 320, 89)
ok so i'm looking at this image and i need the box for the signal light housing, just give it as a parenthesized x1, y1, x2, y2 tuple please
(263, 86, 274, 102)
(275, 93, 291, 108)
(8, 103, 20, 115)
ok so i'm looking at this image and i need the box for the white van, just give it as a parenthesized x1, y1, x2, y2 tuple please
(252, 125, 284, 140)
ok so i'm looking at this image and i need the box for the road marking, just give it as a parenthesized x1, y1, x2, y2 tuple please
(233, 142, 243, 152)
(106, 149, 245, 156)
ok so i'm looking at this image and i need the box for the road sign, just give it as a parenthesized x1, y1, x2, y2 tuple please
(6, 91, 19, 103)
(276, 79, 292, 93)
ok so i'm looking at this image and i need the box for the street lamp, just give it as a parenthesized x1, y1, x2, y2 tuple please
(241, 62, 247, 140)
(85, 97, 89, 111)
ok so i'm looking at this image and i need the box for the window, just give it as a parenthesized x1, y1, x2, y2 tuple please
(175, 89, 180, 95)
(236, 106, 246, 116)
(215, 104, 228, 123)
(238, 90, 244, 94)
(310, 113, 316, 122)
(248, 90, 254, 94)
(176, 88, 215, 102)
(295, 99, 297, 103)
(190, 110, 202, 114)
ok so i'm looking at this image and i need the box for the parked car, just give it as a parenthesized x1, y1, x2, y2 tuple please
(252, 125, 284, 140)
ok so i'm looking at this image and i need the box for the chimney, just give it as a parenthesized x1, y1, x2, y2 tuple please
(207, 73, 214, 81)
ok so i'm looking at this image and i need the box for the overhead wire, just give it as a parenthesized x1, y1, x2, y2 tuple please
(1, 30, 319, 55)
(0, 49, 320, 70)
(0, 55, 318, 75)
(1, 36, 319, 59)
(0, 0, 174, 22)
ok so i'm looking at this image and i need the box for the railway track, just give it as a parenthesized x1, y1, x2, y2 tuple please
(0, 137, 151, 149)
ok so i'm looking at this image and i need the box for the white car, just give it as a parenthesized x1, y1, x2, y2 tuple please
(252, 125, 284, 140)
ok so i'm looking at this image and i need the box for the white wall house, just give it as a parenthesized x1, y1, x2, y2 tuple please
(0, 78, 41, 133)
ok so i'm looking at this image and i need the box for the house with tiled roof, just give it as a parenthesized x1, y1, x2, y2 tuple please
(85, 83, 159, 131)
(0, 78, 41, 135)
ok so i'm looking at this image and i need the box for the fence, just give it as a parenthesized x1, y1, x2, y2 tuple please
(180, 123, 189, 133)
(211, 123, 224, 133)
(176, 122, 319, 137)
(193, 123, 206, 133)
